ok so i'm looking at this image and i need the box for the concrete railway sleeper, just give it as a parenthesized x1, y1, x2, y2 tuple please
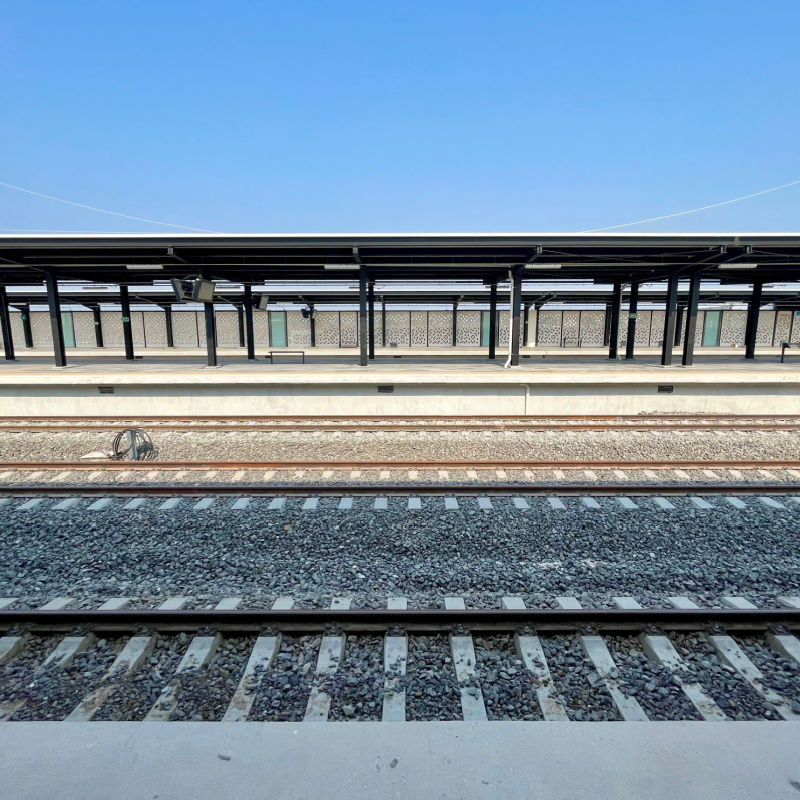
(1, 600, 798, 723)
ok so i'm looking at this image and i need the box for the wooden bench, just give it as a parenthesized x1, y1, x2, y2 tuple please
(780, 342, 800, 363)
(268, 350, 305, 364)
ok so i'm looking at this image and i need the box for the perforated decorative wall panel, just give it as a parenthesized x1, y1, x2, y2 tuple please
(579, 311, 605, 346)
(385, 312, 410, 346)
(131, 312, 146, 347)
(561, 311, 580, 346)
(456, 311, 480, 345)
(409, 311, 427, 345)
(428, 312, 452, 346)
(720, 311, 746, 345)
(215, 311, 240, 347)
(755, 310, 775, 345)
(30, 312, 53, 348)
(1, 313, 25, 348)
(774, 310, 792, 345)
(287, 312, 311, 347)
(252, 310, 269, 350)
(315, 312, 340, 346)
(373, 313, 383, 346)
(632, 310, 652, 346)
(537, 311, 561, 345)
(171, 312, 198, 347)
(649, 311, 665, 346)
(497, 311, 510, 346)
(143, 312, 168, 347)
(196, 312, 207, 347)
(694, 311, 704, 347)
(100, 312, 125, 347)
(72, 312, 96, 347)
(339, 312, 358, 347)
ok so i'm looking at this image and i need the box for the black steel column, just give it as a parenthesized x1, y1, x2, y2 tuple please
(204, 300, 217, 367)
(674, 307, 684, 346)
(236, 305, 245, 347)
(368, 280, 375, 360)
(451, 302, 458, 346)
(744, 280, 763, 359)
(45, 273, 66, 367)
(381, 299, 387, 347)
(91, 306, 104, 347)
(603, 303, 612, 346)
(522, 303, 531, 347)
(0, 284, 15, 360)
(20, 304, 33, 348)
(309, 304, 316, 347)
(608, 281, 622, 359)
(243, 285, 255, 360)
(119, 285, 134, 360)
(682, 272, 701, 366)
(508, 268, 523, 366)
(163, 306, 174, 348)
(661, 271, 679, 366)
(358, 267, 368, 366)
(488, 281, 497, 359)
(625, 283, 639, 359)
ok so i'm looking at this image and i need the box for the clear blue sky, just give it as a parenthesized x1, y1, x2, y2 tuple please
(1, 1, 799, 233)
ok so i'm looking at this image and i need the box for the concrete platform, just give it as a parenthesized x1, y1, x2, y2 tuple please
(0, 350, 798, 416)
(2, 721, 799, 799)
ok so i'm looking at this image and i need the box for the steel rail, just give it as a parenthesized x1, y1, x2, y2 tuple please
(2, 459, 800, 471)
(1, 413, 800, 433)
(2, 607, 798, 634)
(0, 482, 798, 497)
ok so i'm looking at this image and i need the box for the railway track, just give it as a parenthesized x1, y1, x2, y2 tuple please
(3, 414, 800, 432)
(1, 459, 799, 491)
(2, 597, 799, 723)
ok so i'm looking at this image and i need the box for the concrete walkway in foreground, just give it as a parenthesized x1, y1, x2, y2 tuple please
(2, 721, 799, 800)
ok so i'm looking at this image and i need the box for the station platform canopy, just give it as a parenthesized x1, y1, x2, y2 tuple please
(1, 232, 800, 285)
(1, 233, 799, 369)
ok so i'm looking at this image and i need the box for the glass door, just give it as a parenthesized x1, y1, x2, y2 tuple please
(702, 311, 721, 346)
(480, 311, 491, 346)
(61, 311, 75, 348)
(269, 311, 287, 347)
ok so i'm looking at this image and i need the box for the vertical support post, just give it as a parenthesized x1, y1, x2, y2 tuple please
(0, 284, 15, 360)
(608, 280, 622, 359)
(488, 280, 497, 359)
(45, 273, 66, 367)
(236, 305, 245, 347)
(452, 301, 458, 346)
(91, 306, 104, 347)
(744, 280, 763, 359)
(381, 299, 387, 347)
(625, 283, 639, 360)
(661, 271, 679, 366)
(119, 285, 134, 361)
(20, 304, 33, 348)
(367, 280, 375, 359)
(163, 306, 174, 348)
(682, 271, 701, 367)
(507, 268, 523, 367)
(204, 299, 217, 367)
(243, 284, 255, 360)
(522, 303, 530, 347)
(603, 302, 612, 346)
(674, 307, 684, 346)
(309, 304, 316, 347)
(358, 267, 368, 366)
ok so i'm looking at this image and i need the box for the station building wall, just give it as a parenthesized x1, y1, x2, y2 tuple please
(2, 307, 797, 351)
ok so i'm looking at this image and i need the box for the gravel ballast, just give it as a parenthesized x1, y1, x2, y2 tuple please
(1, 497, 799, 609)
(1, 428, 799, 463)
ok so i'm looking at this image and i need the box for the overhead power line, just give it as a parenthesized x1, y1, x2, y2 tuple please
(583, 178, 800, 232)
(0, 180, 218, 233)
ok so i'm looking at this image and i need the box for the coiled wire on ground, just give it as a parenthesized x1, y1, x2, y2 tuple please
(110, 428, 158, 461)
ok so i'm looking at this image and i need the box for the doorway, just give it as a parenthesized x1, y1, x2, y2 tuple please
(702, 311, 721, 347)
